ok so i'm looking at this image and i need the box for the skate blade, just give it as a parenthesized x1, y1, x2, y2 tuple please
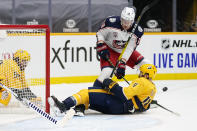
(74, 112, 85, 117)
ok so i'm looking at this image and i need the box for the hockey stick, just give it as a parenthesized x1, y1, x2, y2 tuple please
(110, 0, 159, 77)
(107, 57, 130, 85)
(151, 100, 180, 116)
(0, 83, 74, 127)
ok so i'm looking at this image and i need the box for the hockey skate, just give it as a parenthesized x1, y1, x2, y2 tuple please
(48, 96, 67, 116)
(74, 104, 85, 117)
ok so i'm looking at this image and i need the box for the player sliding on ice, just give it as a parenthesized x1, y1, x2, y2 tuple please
(48, 64, 157, 116)
(94, 7, 151, 88)
(0, 49, 40, 106)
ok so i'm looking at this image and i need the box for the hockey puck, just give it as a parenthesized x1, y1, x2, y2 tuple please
(162, 87, 168, 92)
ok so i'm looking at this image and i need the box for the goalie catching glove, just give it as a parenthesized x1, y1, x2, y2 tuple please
(96, 43, 110, 61)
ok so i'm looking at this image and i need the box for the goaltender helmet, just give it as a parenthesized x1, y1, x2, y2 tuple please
(139, 64, 157, 79)
(13, 49, 31, 62)
(121, 7, 135, 22)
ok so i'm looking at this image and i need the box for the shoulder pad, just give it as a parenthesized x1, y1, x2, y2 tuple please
(102, 16, 121, 29)
(128, 22, 144, 38)
(134, 25, 144, 38)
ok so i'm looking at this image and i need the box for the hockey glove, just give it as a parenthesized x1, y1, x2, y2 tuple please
(103, 78, 119, 90)
(115, 60, 126, 79)
(96, 43, 110, 61)
(0, 89, 11, 106)
(1, 90, 9, 100)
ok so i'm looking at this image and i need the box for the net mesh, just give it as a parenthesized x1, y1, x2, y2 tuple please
(0, 25, 50, 114)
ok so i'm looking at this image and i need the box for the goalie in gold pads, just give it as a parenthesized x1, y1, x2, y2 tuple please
(49, 64, 157, 115)
(0, 49, 38, 106)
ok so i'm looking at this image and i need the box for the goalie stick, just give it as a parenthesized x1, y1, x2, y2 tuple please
(110, 0, 160, 78)
(0, 83, 75, 127)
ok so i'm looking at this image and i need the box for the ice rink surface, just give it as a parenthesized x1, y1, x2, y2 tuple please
(0, 79, 197, 131)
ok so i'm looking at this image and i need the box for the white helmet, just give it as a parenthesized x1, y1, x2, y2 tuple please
(121, 7, 135, 21)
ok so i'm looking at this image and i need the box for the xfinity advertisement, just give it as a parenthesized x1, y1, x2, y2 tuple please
(51, 33, 197, 77)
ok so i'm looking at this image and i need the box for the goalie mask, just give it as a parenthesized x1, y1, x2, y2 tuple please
(13, 49, 31, 71)
(139, 64, 157, 79)
(121, 7, 135, 30)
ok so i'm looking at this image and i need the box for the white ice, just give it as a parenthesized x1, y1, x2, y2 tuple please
(0, 79, 197, 131)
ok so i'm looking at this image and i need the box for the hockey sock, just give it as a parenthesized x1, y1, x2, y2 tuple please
(62, 96, 77, 110)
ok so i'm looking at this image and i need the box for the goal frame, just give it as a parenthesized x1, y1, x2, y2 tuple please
(0, 25, 50, 113)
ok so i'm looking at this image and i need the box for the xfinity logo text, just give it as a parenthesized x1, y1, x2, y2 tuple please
(51, 40, 99, 69)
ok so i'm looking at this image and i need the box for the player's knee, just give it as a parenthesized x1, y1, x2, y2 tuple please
(73, 89, 89, 109)
(77, 89, 88, 95)
(97, 67, 113, 82)
(93, 79, 103, 87)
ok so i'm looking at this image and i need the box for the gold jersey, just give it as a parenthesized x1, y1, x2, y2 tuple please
(0, 59, 28, 89)
(123, 77, 157, 110)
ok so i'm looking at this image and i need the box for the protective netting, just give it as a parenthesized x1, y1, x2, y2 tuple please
(0, 25, 50, 114)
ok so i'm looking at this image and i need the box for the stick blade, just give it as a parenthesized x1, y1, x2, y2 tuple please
(56, 108, 75, 127)
(173, 112, 181, 117)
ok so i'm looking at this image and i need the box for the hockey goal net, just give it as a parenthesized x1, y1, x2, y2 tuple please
(0, 25, 50, 114)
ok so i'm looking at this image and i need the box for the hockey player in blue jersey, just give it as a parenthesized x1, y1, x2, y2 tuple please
(94, 7, 151, 88)
(48, 64, 157, 115)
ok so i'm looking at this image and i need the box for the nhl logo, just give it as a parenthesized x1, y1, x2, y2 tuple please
(161, 39, 170, 49)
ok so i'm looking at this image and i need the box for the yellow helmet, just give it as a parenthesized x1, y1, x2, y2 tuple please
(139, 64, 157, 79)
(13, 49, 31, 62)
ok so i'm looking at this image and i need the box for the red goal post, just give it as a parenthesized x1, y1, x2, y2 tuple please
(0, 25, 50, 113)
